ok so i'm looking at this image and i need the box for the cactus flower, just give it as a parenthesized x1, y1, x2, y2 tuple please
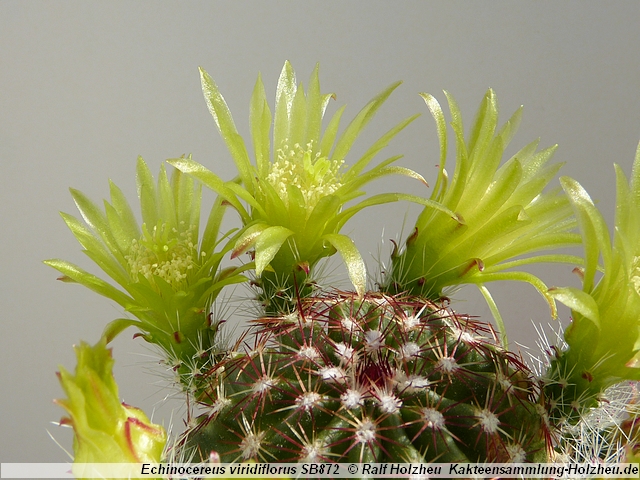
(45, 159, 248, 393)
(383, 90, 582, 342)
(169, 62, 434, 312)
(55, 340, 166, 473)
(545, 144, 640, 422)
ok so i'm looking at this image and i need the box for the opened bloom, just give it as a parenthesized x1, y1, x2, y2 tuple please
(383, 90, 581, 342)
(546, 144, 640, 422)
(170, 61, 430, 312)
(45, 159, 247, 391)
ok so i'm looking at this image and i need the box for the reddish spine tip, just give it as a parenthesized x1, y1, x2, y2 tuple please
(296, 261, 310, 275)
(390, 239, 398, 258)
(406, 227, 419, 246)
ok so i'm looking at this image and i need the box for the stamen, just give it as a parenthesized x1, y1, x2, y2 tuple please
(126, 223, 199, 290)
(265, 140, 343, 212)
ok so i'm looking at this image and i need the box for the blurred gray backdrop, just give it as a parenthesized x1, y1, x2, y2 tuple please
(2, 1, 639, 463)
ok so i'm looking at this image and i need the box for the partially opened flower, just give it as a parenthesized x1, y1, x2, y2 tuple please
(545, 144, 640, 422)
(383, 90, 581, 342)
(170, 61, 429, 313)
(45, 158, 247, 391)
(56, 340, 166, 476)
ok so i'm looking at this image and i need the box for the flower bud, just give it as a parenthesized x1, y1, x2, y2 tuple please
(56, 340, 166, 472)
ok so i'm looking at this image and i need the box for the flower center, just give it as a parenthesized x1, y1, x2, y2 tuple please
(126, 222, 201, 290)
(266, 140, 343, 211)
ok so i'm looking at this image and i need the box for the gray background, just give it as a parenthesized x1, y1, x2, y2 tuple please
(2, 1, 639, 463)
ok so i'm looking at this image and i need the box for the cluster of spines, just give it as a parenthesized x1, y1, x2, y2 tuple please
(181, 292, 551, 463)
(158, 312, 229, 398)
(540, 351, 598, 427)
(551, 382, 640, 463)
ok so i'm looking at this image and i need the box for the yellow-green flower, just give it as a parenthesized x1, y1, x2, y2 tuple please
(170, 62, 430, 312)
(546, 144, 640, 421)
(383, 90, 581, 342)
(56, 340, 166, 476)
(45, 159, 247, 391)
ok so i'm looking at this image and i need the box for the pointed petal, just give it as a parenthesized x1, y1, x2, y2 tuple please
(250, 74, 272, 179)
(332, 81, 402, 162)
(200, 67, 255, 192)
(273, 60, 296, 151)
(44, 259, 132, 308)
(136, 157, 158, 228)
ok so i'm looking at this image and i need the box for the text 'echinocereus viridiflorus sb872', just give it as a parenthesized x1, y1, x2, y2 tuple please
(48, 62, 640, 470)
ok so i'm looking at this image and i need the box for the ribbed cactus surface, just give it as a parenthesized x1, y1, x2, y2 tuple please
(182, 292, 550, 463)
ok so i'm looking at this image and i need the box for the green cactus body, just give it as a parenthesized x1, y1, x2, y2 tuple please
(182, 292, 550, 463)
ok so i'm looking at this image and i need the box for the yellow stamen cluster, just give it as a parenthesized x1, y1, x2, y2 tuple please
(265, 140, 343, 211)
(126, 222, 202, 290)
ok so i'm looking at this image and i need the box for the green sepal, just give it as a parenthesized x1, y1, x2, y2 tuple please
(331, 192, 458, 233)
(59, 212, 129, 286)
(322, 233, 366, 297)
(70, 188, 127, 267)
(548, 286, 600, 328)
(559, 176, 611, 293)
(478, 284, 508, 347)
(254, 226, 295, 276)
(200, 196, 230, 255)
(232, 222, 269, 258)
(107, 179, 141, 241)
(332, 80, 402, 163)
(319, 104, 345, 156)
(200, 67, 255, 193)
(101, 318, 141, 343)
(136, 156, 159, 229)
(197, 269, 250, 306)
(340, 114, 422, 186)
(273, 60, 297, 152)
(167, 156, 251, 223)
(250, 72, 271, 179)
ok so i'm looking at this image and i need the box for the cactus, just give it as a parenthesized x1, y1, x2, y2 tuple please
(49, 62, 640, 468)
(173, 76, 569, 463)
(180, 291, 550, 463)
